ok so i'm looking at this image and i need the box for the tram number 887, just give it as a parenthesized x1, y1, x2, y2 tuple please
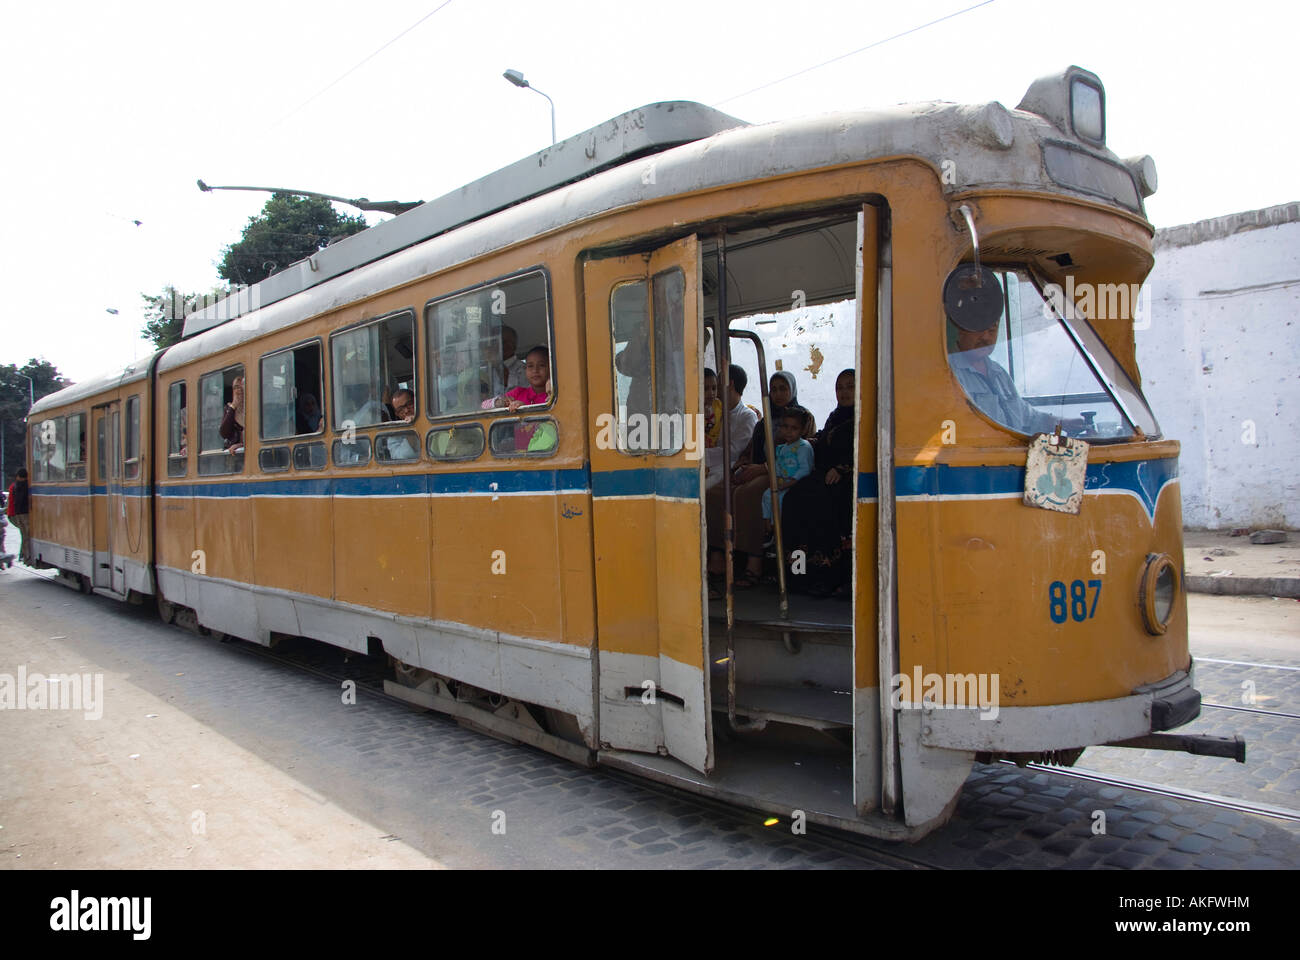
(1049, 579, 1102, 624)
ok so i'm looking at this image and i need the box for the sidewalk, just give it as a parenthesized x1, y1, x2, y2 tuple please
(1184, 530, 1300, 599)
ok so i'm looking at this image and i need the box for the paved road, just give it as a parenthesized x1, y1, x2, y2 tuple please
(1, 567, 1296, 869)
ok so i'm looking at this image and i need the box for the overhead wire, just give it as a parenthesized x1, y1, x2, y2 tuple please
(711, 0, 999, 108)
(268, 1, 455, 130)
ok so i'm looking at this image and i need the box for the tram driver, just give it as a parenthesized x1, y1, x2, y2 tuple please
(946, 320, 1083, 437)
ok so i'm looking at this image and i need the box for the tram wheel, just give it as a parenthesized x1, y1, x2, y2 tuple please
(157, 598, 177, 624)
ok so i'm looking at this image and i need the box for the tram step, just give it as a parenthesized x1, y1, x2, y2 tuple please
(710, 679, 853, 729)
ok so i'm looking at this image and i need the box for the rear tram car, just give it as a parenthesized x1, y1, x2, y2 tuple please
(26, 67, 1241, 839)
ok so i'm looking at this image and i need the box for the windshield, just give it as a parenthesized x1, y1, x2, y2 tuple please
(946, 267, 1159, 441)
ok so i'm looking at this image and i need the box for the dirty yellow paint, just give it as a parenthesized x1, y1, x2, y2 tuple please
(805, 345, 824, 378)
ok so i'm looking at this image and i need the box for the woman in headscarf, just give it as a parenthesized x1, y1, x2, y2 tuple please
(717, 370, 810, 591)
(781, 369, 856, 598)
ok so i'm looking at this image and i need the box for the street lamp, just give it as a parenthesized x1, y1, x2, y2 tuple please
(503, 69, 556, 145)
(15, 373, 33, 411)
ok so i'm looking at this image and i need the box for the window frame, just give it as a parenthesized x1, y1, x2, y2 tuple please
(197, 364, 247, 477)
(167, 380, 188, 478)
(488, 416, 559, 459)
(259, 336, 326, 442)
(65, 412, 86, 480)
(123, 395, 142, 480)
(422, 266, 555, 424)
(608, 267, 688, 458)
(327, 309, 417, 434)
(426, 424, 486, 462)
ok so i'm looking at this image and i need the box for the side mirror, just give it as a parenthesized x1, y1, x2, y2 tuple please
(943, 264, 1003, 332)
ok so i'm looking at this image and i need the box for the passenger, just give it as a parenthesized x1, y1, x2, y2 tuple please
(483, 346, 552, 451)
(219, 376, 245, 451)
(7, 468, 31, 566)
(489, 325, 528, 396)
(703, 364, 757, 483)
(390, 388, 416, 423)
(702, 367, 722, 451)
(703, 366, 760, 596)
(782, 369, 856, 598)
(297, 394, 322, 434)
(761, 405, 815, 537)
(486, 345, 550, 411)
(721, 371, 804, 589)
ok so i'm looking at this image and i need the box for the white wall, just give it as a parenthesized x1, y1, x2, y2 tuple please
(1137, 203, 1300, 529)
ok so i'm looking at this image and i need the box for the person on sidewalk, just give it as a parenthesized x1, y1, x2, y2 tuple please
(7, 468, 31, 566)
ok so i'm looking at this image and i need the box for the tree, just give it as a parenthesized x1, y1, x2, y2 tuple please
(217, 193, 367, 287)
(140, 284, 234, 350)
(1, 359, 72, 489)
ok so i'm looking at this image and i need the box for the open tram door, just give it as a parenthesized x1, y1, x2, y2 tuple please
(583, 235, 713, 774)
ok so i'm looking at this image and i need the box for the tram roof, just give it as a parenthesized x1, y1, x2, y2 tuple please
(35, 68, 1151, 413)
(182, 100, 749, 339)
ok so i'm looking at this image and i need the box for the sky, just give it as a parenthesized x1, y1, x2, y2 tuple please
(2, 0, 1296, 384)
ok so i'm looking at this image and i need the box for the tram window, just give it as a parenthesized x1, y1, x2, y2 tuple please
(489, 417, 557, 457)
(425, 270, 552, 419)
(610, 270, 686, 455)
(375, 430, 420, 463)
(66, 413, 86, 481)
(261, 341, 324, 440)
(32, 420, 60, 482)
(167, 381, 188, 478)
(332, 435, 372, 467)
(198, 366, 246, 476)
(427, 424, 484, 461)
(945, 267, 1159, 440)
(330, 312, 414, 431)
(293, 441, 328, 470)
(258, 446, 291, 473)
(124, 396, 141, 479)
(96, 416, 107, 482)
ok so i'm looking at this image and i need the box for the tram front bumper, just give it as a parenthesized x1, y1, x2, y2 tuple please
(916, 665, 1207, 753)
(1134, 667, 1201, 731)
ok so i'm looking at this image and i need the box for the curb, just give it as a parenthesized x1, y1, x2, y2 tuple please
(1186, 575, 1300, 599)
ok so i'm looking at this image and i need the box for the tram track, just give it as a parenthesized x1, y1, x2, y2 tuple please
(224, 631, 945, 869)
(1004, 761, 1300, 822)
(1203, 701, 1300, 720)
(19, 567, 1294, 858)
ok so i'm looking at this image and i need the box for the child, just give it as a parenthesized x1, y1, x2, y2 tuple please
(484, 345, 550, 410)
(485, 345, 553, 452)
(761, 406, 814, 537)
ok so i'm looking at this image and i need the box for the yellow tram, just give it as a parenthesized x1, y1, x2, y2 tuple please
(25, 66, 1240, 839)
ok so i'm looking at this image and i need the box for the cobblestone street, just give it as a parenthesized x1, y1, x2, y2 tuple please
(2, 570, 1295, 869)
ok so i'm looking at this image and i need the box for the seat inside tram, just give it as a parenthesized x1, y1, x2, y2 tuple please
(699, 213, 862, 737)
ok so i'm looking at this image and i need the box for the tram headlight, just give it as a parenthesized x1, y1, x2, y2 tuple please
(1017, 66, 1106, 147)
(1140, 553, 1178, 635)
(1070, 76, 1105, 145)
